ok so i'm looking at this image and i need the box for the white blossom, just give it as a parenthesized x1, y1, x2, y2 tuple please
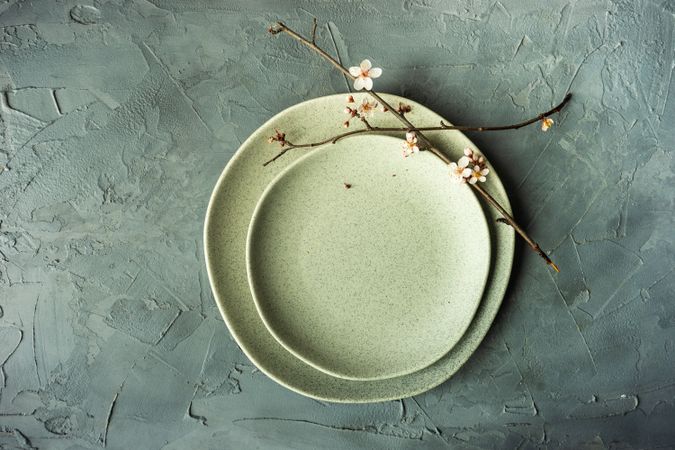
(401, 131, 420, 157)
(348, 59, 382, 91)
(449, 156, 472, 183)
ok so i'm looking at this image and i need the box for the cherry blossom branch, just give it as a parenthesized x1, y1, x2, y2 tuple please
(262, 94, 571, 166)
(268, 20, 562, 272)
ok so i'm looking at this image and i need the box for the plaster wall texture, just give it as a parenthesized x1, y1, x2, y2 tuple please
(0, 0, 673, 449)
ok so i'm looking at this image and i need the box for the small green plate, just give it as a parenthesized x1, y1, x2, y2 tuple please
(247, 135, 491, 381)
(204, 93, 514, 402)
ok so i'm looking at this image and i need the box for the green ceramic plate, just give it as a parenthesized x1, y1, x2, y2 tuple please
(246, 135, 491, 381)
(204, 93, 514, 402)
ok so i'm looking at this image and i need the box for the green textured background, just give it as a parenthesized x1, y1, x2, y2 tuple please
(0, 1, 674, 448)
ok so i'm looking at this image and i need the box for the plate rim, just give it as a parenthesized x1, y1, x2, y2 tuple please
(204, 92, 515, 402)
(245, 134, 492, 381)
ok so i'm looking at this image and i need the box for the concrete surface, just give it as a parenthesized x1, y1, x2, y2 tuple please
(0, 0, 674, 448)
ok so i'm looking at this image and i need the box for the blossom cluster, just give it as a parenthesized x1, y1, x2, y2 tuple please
(343, 95, 379, 128)
(267, 129, 287, 147)
(449, 148, 490, 184)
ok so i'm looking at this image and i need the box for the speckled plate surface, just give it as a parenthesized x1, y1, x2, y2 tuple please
(246, 135, 491, 381)
(204, 93, 515, 402)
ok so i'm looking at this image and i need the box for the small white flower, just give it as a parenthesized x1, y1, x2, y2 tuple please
(357, 98, 378, 117)
(468, 165, 490, 184)
(348, 59, 382, 91)
(449, 156, 472, 183)
(401, 131, 420, 157)
(541, 117, 554, 131)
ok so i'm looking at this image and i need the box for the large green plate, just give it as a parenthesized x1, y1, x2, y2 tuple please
(204, 93, 514, 402)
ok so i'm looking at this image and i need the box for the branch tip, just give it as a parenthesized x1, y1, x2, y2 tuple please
(311, 18, 318, 44)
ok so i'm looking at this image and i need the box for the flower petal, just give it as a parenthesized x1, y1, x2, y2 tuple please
(469, 177, 477, 184)
(464, 148, 473, 157)
(461, 168, 472, 178)
(449, 162, 458, 170)
(363, 77, 373, 90)
(349, 66, 361, 77)
(406, 131, 415, 142)
(360, 59, 372, 71)
(412, 145, 419, 153)
(541, 118, 554, 131)
(479, 176, 486, 182)
(482, 168, 490, 176)
(458, 156, 470, 168)
(353, 77, 365, 90)
(369, 67, 382, 78)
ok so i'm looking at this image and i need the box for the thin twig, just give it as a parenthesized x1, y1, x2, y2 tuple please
(311, 17, 317, 45)
(268, 20, 563, 271)
(262, 128, 376, 166)
(271, 22, 351, 77)
(263, 94, 571, 163)
(360, 117, 374, 130)
(476, 184, 559, 272)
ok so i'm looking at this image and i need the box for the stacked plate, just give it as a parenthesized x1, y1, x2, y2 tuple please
(204, 94, 514, 403)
